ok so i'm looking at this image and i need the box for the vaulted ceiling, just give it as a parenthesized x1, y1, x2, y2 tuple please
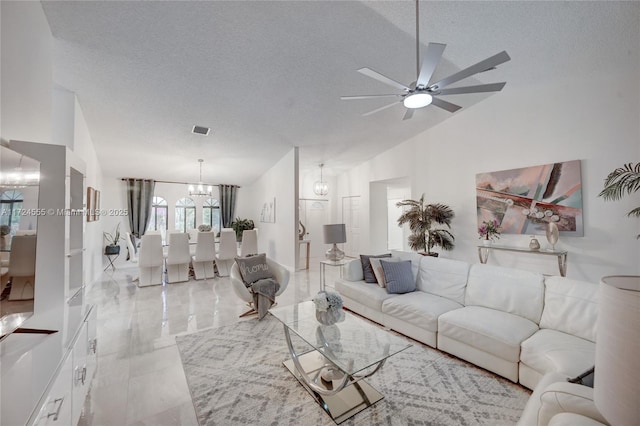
(40, 1, 634, 185)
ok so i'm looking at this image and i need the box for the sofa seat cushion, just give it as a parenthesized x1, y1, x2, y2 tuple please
(334, 278, 396, 311)
(438, 306, 539, 362)
(382, 292, 463, 333)
(520, 329, 595, 378)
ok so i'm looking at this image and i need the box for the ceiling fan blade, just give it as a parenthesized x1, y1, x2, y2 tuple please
(437, 82, 506, 96)
(431, 97, 462, 113)
(357, 68, 410, 91)
(340, 94, 402, 100)
(428, 51, 511, 90)
(402, 108, 415, 121)
(362, 100, 402, 117)
(416, 43, 446, 88)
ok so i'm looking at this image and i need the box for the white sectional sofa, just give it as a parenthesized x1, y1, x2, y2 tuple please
(334, 251, 598, 391)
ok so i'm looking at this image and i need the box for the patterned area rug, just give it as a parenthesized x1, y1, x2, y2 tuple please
(176, 316, 530, 426)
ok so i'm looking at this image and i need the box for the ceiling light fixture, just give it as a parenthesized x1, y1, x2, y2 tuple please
(188, 159, 213, 197)
(403, 92, 433, 109)
(313, 164, 329, 196)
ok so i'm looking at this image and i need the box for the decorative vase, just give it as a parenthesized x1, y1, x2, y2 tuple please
(482, 238, 492, 247)
(545, 222, 559, 251)
(529, 236, 541, 251)
(316, 307, 343, 326)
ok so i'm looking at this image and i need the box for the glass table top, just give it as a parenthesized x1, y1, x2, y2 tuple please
(269, 301, 412, 376)
(478, 244, 567, 255)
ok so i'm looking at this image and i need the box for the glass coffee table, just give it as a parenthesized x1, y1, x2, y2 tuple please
(269, 301, 412, 424)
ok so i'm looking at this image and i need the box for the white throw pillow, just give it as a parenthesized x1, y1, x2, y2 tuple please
(370, 257, 401, 288)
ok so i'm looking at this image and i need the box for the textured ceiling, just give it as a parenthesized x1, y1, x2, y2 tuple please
(40, 1, 637, 185)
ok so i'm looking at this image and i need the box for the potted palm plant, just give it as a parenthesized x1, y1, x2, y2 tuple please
(396, 194, 455, 256)
(598, 162, 639, 238)
(104, 223, 122, 255)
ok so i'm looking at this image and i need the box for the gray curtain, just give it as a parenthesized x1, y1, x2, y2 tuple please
(219, 184, 238, 228)
(125, 179, 155, 238)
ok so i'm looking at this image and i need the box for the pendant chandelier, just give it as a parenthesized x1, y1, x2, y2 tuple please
(313, 164, 329, 196)
(188, 159, 213, 197)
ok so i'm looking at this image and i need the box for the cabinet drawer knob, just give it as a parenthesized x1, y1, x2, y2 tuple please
(46, 397, 64, 421)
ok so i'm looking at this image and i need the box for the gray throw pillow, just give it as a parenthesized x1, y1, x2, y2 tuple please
(235, 253, 273, 285)
(360, 254, 391, 283)
(381, 260, 416, 294)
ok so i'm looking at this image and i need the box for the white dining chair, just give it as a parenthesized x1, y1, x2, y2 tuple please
(166, 232, 191, 283)
(215, 228, 237, 277)
(138, 233, 164, 287)
(192, 231, 216, 280)
(125, 232, 138, 264)
(7, 234, 37, 300)
(187, 229, 199, 243)
(240, 229, 258, 257)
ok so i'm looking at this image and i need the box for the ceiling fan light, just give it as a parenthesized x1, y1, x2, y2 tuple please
(403, 92, 433, 109)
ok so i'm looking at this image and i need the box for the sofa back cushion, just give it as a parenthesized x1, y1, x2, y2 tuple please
(416, 256, 470, 305)
(465, 264, 545, 324)
(390, 250, 423, 283)
(343, 258, 364, 281)
(540, 276, 598, 342)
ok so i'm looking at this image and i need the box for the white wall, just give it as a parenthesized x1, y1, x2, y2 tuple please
(0, 1, 53, 145)
(237, 148, 298, 269)
(73, 98, 103, 284)
(1, 1, 105, 285)
(333, 12, 640, 281)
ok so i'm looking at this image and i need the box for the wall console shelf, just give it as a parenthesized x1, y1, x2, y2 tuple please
(477, 244, 568, 277)
(0, 141, 94, 426)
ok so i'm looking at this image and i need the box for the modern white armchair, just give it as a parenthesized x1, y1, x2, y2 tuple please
(239, 229, 258, 257)
(517, 372, 608, 426)
(215, 228, 237, 277)
(230, 257, 289, 317)
(166, 232, 191, 283)
(138, 233, 164, 287)
(192, 231, 216, 280)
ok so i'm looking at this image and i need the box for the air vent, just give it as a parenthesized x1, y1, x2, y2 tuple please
(192, 125, 210, 136)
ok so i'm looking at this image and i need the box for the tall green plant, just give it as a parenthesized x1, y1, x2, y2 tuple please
(103, 223, 122, 246)
(231, 217, 255, 241)
(598, 162, 640, 237)
(396, 194, 455, 255)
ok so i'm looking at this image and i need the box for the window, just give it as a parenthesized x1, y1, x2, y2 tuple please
(202, 198, 221, 233)
(147, 196, 168, 232)
(175, 197, 196, 232)
(0, 190, 24, 232)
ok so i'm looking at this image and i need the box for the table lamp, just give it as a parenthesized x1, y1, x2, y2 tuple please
(323, 224, 346, 261)
(594, 275, 640, 425)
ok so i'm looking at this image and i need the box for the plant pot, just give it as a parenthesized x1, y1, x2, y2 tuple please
(419, 252, 439, 257)
(105, 244, 120, 255)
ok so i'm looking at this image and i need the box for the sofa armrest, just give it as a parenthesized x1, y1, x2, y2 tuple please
(342, 259, 363, 281)
(537, 382, 609, 426)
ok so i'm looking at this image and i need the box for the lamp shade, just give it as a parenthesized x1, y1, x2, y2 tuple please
(323, 224, 346, 244)
(594, 275, 640, 426)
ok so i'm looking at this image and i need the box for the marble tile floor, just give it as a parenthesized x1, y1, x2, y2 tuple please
(78, 258, 341, 426)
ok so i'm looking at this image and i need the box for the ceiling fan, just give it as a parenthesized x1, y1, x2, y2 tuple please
(341, 0, 511, 120)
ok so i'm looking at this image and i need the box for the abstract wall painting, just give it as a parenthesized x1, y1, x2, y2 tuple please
(476, 160, 583, 236)
(260, 197, 276, 223)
